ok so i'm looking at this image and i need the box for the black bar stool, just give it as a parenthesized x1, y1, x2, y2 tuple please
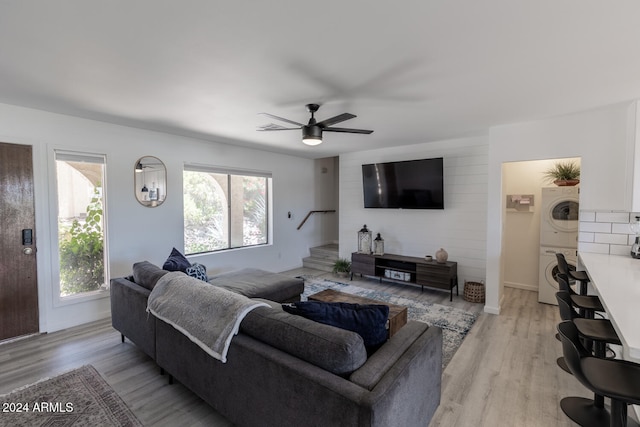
(558, 321, 640, 427)
(557, 273, 604, 319)
(555, 291, 619, 379)
(556, 252, 590, 295)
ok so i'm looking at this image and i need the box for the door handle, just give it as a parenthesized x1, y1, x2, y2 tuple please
(23, 247, 33, 255)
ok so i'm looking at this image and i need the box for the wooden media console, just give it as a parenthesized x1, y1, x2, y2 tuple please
(350, 252, 459, 301)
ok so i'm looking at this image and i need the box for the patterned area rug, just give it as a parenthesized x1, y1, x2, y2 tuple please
(0, 365, 142, 427)
(300, 276, 479, 369)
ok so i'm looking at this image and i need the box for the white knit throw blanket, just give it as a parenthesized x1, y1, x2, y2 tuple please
(147, 271, 269, 363)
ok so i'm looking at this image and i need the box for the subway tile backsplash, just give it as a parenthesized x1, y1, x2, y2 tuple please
(594, 212, 631, 223)
(579, 211, 635, 255)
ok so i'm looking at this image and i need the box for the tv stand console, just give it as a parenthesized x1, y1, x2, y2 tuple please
(351, 252, 458, 301)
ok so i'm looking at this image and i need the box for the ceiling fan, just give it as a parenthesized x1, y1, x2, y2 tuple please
(257, 103, 373, 146)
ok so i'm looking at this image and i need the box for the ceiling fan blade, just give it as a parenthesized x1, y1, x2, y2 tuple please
(258, 112, 304, 127)
(324, 127, 373, 134)
(257, 123, 299, 131)
(316, 113, 356, 128)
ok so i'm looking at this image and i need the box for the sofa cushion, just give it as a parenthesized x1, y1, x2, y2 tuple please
(163, 247, 191, 272)
(241, 299, 367, 375)
(132, 261, 169, 290)
(208, 268, 303, 302)
(186, 263, 208, 281)
(282, 301, 389, 353)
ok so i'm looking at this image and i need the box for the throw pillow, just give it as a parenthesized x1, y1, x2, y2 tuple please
(162, 247, 191, 272)
(186, 263, 208, 282)
(282, 301, 389, 353)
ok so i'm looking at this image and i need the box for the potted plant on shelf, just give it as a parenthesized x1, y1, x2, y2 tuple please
(332, 258, 351, 278)
(543, 161, 580, 186)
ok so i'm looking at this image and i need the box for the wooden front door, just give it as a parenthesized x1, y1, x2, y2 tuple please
(0, 142, 39, 340)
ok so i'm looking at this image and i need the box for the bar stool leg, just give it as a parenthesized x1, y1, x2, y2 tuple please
(578, 279, 588, 296)
(610, 399, 627, 427)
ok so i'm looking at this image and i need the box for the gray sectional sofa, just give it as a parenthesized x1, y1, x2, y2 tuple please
(110, 261, 443, 427)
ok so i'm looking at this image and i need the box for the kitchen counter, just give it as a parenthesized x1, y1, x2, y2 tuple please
(578, 252, 640, 360)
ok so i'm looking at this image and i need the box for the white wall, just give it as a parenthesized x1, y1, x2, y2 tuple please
(487, 102, 631, 313)
(0, 102, 320, 333)
(339, 135, 489, 287)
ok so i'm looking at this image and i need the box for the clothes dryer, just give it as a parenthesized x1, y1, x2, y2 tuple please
(540, 186, 579, 248)
(538, 246, 577, 305)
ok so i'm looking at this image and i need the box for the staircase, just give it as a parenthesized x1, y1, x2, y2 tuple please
(302, 243, 339, 272)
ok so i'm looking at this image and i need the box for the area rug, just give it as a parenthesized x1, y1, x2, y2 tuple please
(299, 276, 479, 369)
(0, 365, 142, 427)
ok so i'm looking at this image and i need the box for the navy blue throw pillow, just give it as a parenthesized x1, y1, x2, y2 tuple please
(163, 247, 192, 272)
(282, 301, 389, 352)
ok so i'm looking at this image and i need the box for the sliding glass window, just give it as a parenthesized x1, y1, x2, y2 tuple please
(55, 151, 108, 298)
(183, 164, 271, 254)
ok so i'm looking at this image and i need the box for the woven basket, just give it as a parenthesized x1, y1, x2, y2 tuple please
(463, 281, 485, 303)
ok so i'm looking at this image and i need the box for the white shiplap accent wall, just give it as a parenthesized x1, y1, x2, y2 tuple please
(339, 135, 489, 286)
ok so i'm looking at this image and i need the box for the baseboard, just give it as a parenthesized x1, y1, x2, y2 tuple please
(484, 290, 506, 315)
(504, 281, 538, 292)
(484, 305, 500, 315)
(45, 309, 111, 333)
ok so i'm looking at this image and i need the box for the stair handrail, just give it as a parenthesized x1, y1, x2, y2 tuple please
(297, 209, 336, 230)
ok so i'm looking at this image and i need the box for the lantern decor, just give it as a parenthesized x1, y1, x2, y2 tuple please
(373, 233, 384, 256)
(357, 224, 372, 254)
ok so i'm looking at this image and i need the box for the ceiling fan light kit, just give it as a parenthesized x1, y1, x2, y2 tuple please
(302, 124, 323, 145)
(258, 103, 373, 146)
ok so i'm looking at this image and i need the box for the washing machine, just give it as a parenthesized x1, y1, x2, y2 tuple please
(538, 246, 578, 305)
(540, 186, 580, 248)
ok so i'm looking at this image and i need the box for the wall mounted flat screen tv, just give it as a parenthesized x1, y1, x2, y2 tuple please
(362, 157, 444, 209)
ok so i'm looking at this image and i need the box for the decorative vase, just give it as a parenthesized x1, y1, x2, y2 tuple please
(435, 248, 448, 264)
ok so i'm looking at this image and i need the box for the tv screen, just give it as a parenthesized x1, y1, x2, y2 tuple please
(362, 158, 444, 209)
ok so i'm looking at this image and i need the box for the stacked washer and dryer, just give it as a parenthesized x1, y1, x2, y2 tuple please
(538, 186, 580, 305)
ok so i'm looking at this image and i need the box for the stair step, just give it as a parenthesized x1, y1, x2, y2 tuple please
(309, 246, 339, 261)
(303, 244, 340, 272)
(302, 256, 336, 272)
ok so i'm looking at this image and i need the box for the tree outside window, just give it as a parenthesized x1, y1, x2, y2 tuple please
(183, 167, 269, 255)
(55, 153, 107, 297)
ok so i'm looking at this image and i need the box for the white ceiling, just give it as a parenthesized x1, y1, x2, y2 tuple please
(2, 1, 640, 159)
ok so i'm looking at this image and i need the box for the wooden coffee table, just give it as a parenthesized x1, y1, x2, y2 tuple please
(307, 289, 408, 337)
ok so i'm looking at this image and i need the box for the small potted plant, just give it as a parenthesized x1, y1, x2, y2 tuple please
(543, 161, 580, 186)
(332, 258, 351, 278)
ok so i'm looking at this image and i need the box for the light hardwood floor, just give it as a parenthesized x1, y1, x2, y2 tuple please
(0, 268, 593, 426)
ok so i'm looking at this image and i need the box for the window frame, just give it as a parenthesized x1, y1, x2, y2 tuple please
(51, 149, 110, 307)
(183, 163, 272, 255)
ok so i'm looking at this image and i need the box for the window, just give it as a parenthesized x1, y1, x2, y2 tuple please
(183, 165, 270, 254)
(55, 151, 107, 298)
